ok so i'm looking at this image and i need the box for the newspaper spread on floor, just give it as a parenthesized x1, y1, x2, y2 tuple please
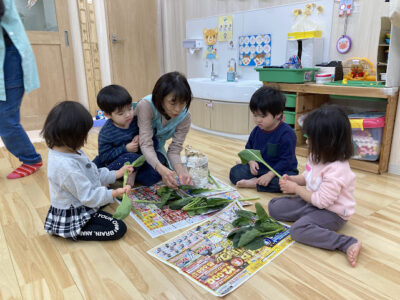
(123, 176, 245, 238)
(147, 201, 294, 297)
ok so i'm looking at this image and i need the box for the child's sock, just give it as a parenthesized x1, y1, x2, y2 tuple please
(7, 161, 43, 179)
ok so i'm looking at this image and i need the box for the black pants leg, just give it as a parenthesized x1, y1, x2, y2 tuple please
(77, 210, 127, 241)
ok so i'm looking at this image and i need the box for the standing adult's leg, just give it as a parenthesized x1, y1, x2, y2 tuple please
(0, 46, 42, 179)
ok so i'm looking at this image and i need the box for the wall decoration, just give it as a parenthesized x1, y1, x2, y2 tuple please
(239, 34, 271, 67)
(218, 15, 233, 42)
(203, 27, 218, 60)
(339, 0, 353, 17)
(336, 35, 351, 54)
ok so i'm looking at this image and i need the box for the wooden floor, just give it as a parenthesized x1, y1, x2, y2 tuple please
(1, 128, 400, 299)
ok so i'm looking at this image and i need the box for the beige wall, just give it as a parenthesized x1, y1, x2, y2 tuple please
(161, 0, 389, 74)
(160, 0, 400, 175)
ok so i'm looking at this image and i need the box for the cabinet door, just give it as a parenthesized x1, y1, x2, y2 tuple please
(248, 109, 255, 133)
(190, 98, 211, 129)
(211, 102, 249, 134)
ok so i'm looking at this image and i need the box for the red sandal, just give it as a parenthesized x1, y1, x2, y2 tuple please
(7, 161, 43, 179)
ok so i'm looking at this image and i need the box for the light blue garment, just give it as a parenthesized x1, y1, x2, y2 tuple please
(142, 94, 187, 160)
(0, 0, 40, 100)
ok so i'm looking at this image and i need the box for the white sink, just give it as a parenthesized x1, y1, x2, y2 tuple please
(188, 77, 262, 103)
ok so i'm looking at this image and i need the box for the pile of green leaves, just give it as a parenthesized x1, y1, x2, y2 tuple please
(182, 197, 233, 216)
(135, 185, 233, 216)
(227, 203, 285, 250)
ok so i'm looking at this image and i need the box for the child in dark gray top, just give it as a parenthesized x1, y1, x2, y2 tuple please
(42, 101, 133, 241)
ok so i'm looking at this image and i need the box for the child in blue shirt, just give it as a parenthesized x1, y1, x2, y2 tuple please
(229, 86, 298, 192)
(93, 85, 159, 186)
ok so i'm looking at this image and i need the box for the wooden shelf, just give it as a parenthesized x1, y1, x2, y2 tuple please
(295, 144, 380, 174)
(264, 82, 399, 174)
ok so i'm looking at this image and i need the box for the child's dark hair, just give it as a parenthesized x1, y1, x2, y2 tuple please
(303, 105, 353, 164)
(41, 101, 93, 150)
(97, 85, 132, 114)
(152, 71, 192, 118)
(249, 86, 286, 117)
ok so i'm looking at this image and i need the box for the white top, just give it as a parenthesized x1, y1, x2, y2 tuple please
(47, 149, 116, 209)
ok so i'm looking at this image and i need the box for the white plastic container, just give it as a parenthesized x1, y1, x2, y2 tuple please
(315, 73, 332, 84)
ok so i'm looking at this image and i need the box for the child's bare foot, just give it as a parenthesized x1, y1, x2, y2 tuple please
(126, 172, 137, 187)
(236, 177, 257, 188)
(346, 241, 362, 267)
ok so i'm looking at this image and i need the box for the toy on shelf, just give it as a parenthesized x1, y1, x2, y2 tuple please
(95, 110, 105, 120)
(343, 57, 376, 81)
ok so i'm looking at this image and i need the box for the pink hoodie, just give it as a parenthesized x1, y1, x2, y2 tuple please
(302, 158, 356, 220)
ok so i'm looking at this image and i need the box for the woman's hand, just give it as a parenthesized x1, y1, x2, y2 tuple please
(174, 163, 193, 186)
(112, 185, 131, 198)
(157, 164, 178, 189)
(249, 161, 259, 176)
(115, 165, 133, 180)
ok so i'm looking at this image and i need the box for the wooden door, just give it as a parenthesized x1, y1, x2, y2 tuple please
(105, 0, 161, 101)
(16, 0, 77, 130)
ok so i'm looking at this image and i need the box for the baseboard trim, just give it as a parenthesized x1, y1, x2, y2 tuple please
(388, 164, 400, 175)
(191, 124, 249, 141)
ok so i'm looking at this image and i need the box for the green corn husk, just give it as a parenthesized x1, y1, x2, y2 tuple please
(238, 149, 282, 179)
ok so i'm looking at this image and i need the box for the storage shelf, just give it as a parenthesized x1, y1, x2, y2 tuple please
(264, 82, 399, 174)
(295, 144, 380, 173)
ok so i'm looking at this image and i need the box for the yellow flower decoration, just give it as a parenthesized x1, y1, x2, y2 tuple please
(293, 8, 303, 20)
(317, 6, 324, 14)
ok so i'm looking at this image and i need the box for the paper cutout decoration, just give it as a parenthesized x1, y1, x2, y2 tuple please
(339, 0, 353, 17)
(203, 27, 218, 60)
(218, 15, 233, 42)
(239, 34, 271, 67)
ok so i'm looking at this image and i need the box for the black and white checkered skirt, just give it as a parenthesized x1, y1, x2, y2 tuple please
(44, 206, 98, 240)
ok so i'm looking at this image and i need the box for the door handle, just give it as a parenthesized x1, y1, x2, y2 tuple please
(64, 30, 69, 46)
(111, 33, 124, 43)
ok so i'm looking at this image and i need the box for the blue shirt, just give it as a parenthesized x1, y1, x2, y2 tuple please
(0, 0, 40, 100)
(96, 117, 140, 165)
(246, 122, 298, 175)
(95, 116, 158, 166)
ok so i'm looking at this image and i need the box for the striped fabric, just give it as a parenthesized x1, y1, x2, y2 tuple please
(7, 161, 43, 179)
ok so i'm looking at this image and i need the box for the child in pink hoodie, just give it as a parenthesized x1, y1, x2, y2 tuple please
(268, 105, 362, 267)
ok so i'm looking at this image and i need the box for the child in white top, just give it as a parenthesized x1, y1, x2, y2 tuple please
(269, 105, 362, 267)
(42, 101, 133, 241)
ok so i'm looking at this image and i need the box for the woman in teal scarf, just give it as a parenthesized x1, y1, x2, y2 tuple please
(136, 72, 193, 188)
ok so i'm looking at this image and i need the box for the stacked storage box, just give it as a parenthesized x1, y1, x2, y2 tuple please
(283, 93, 296, 127)
(348, 112, 385, 161)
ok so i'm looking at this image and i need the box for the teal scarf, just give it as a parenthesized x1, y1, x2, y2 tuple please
(142, 95, 187, 166)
